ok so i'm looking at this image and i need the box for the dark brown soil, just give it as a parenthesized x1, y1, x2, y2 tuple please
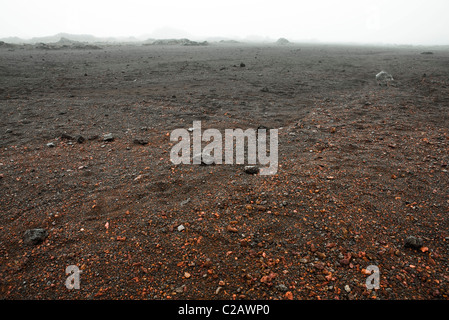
(0, 43, 448, 300)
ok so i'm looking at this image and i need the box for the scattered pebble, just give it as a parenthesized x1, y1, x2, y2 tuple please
(284, 291, 293, 300)
(23, 228, 48, 245)
(180, 198, 191, 206)
(61, 133, 74, 140)
(193, 153, 216, 165)
(317, 252, 326, 259)
(133, 138, 148, 145)
(175, 285, 185, 293)
(376, 70, 394, 86)
(275, 284, 288, 292)
(244, 166, 259, 174)
(88, 135, 99, 141)
(404, 236, 423, 249)
(103, 133, 114, 142)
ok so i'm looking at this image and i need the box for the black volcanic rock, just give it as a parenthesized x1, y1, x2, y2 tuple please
(23, 228, 48, 245)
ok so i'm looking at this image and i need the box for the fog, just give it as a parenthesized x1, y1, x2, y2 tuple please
(1, 0, 449, 45)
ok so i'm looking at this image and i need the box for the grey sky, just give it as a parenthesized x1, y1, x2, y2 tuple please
(1, 0, 448, 45)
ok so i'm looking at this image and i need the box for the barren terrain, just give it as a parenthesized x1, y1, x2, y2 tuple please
(1, 42, 448, 299)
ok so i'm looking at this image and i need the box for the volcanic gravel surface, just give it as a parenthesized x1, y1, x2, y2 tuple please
(0, 43, 448, 300)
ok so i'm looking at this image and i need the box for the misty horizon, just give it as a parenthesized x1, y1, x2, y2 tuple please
(1, 0, 449, 46)
(2, 30, 449, 48)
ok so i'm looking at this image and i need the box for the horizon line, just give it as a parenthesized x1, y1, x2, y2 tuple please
(1, 32, 449, 47)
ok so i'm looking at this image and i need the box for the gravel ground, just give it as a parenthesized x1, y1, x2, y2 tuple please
(0, 42, 448, 300)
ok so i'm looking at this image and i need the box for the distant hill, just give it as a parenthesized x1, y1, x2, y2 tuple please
(219, 40, 241, 44)
(0, 33, 141, 44)
(144, 38, 208, 46)
(276, 38, 291, 45)
(0, 41, 18, 48)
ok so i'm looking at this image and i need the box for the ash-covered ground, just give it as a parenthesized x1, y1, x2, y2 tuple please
(1, 42, 448, 299)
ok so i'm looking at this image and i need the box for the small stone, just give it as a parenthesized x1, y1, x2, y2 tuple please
(227, 225, 238, 233)
(314, 262, 325, 270)
(133, 138, 148, 145)
(46, 142, 55, 148)
(184, 272, 191, 279)
(244, 166, 259, 174)
(76, 135, 85, 144)
(317, 252, 326, 259)
(177, 225, 185, 232)
(285, 291, 293, 300)
(23, 228, 48, 245)
(61, 133, 74, 140)
(193, 153, 216, 165)
(180, 198, 191, 206)
(376, 71, 394, 86)
(88, 135, 99, 141)
(103, 133, 114, 142)
(134, 174, 144, 181)
(240, 62, 246, 67)
(344, 285, 351, 293)
(404, 236, 423, 249)
(175, 285, 185, 293)
(275, 284, 288, 292)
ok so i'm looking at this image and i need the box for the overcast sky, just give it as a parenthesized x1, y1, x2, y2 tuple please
(1, 0, 449, 45)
